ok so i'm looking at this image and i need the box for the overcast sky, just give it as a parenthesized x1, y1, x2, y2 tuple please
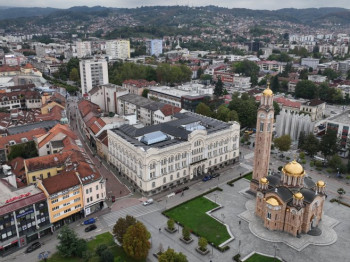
(1, 0, 350, 10)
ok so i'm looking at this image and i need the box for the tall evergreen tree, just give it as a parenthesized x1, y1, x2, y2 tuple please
(214, 77, 224, 97)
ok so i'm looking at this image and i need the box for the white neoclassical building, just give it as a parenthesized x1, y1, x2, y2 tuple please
(108, 112, 240, 195)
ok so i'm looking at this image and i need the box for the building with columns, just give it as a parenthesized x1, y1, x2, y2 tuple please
(108, 112, 240, 195)
(251, 86, 326, 236)
(250, 86, 274, 192)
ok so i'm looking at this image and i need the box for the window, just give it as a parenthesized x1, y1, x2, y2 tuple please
(64, 208, 71, 214)
(267, 212, 271, 220)
(89, 188, 92, 193)
(86, 189, 89, 194)
(96, 194, 99, 199)
(74, 197, 80, 202)
(51, 199, 58, 204)
(163, 177, 166, 184)
(47, 172, 51, 178)
(52, 206, 59, 211)
(152, 182, 156, 188)
(62, 194, 69, 200)
(90, 196, 93, 202)
(32, 176, 36, 182)
(96, 185, 98, 190)
(260, 122, 264, 132)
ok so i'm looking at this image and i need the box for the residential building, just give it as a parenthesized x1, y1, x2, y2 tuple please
(89, 84, 128, 113)
(76, 162, 106, 216)
(6, 120, 58, 136)
(108, 111, 240, 195)
(37, 171, 84, 227)
(106, 40, 130, 60)
(79, 59, 109, 95)
(145, 39, 163, 56)
(0, 90, 41, 110)
(24, 150, 86, 185)
(300, 99, 326, 121)
(0, 128, 46, 163)
(122, 79, 157, 96)
(308, 75, 327, 83)
(117, 94, 184, 126)
(76, 41, 91, 58)
(0, 181, 51, 256)
(257, 61, 287, 73)
(301, 58, 320, 70)
(326, 110, 350, 158)
(34, 124, 78, 156)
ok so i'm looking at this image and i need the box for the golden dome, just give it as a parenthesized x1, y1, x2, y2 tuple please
(294, 192, 304, 200)
(316, 180, 325, 187)
(266, 197, 280, 206)
(260, 177, 268, 184)
(262, 87, 273, 96)
(282, 160, 305, 176)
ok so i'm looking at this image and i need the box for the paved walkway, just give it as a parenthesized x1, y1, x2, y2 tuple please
(239, 199, 339, 251)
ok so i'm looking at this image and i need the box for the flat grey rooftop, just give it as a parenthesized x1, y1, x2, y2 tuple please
(328, 109, 350, 124)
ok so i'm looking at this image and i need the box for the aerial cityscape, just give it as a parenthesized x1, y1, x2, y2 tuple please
(0, 2, 350, 262)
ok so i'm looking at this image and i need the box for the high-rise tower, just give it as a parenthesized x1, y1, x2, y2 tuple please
(250, 85, 274, 192)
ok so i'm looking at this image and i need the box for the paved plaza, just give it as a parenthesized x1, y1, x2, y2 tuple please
(101, 178, 350, 262)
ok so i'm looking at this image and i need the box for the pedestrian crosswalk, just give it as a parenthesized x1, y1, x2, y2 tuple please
(102, 204, 161, 227)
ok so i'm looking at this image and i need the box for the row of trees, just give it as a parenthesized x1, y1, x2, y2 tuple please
(295, 80, 345, 104)
(109, 62, 192, 86)
(298, 130, 349, 174)
(196, 103, 239, 123)
(52, 57, 80, 82)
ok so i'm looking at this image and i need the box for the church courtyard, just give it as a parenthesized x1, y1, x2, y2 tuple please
(135, 178, 350, 262)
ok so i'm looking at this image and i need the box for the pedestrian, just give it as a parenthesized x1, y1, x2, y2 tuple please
(240, 173, 242, 177)
(159, 227, 161, 232)
(181, 191, 184, 197)
(120, 190, 122, 195)
(239, 220, 241, 225)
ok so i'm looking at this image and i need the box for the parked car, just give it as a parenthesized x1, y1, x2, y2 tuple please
(202, 176, 212, 182)
(143, 198, 154, 206)
(85, 224, 97, 232)
(83, 218, 96, 225)
(211, 173, 220, 178)
(25, 242, 41, 253)
(111, 195, 116, 202)
(174, 186, 190, 194)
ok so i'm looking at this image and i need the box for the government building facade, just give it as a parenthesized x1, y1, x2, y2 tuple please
(108, 112, 240, 195)
(251, 86, 326, 236)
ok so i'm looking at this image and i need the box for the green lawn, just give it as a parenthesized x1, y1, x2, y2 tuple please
(245, 253, 281, 262)
(164, 196, 230, 246)
(244, 172, 252, 181)
(48, 232, 145, 262)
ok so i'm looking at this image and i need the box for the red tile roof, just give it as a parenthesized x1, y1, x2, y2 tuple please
(160, 104, 182, 116)
(9, 157, 26, 188)
(35, 105, 63, 121)
(78, 100, 100, 118)
(0, 65, 20, 73)
(123, 79, 157, 88)
(255, 96, 301, 109)
(87, 117, 106, 135)
(42, 171, 80, 195)
(76, 162, 101, 185)
(37, 123, 77, 148)
(0, 128, 46, 149)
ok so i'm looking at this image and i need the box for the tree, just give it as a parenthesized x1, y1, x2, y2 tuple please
(274, 135, 292, 152)
(303, 133, 319, 157)
(328, 154, 342, 171)
(273, 101, 281, 117)
(347, 70, 350, 80)
(69, 68, 79, 82)
(214, 77, 224, 97)
(96, 244, 108, 257)
(319, 129, 339, 158)
(228, 94, 257, 128)
(195, 102, 212, 117)
(122, 222, 151, 260)
(216, 104, 238, 122)
(271, 75, 281, 93)
(298, 131, 306, 149)
(158, 248, 188, 262)
(113, 215, 137, 244)
(7, 141, 38, 160)
(167, 218, 175, 230)
(100, 250, 114, 262)
(337, 188, 346, 199)
(295, 80, 317, 99)
(299, 69, 309, 80)
(141, 89, 149, 98)
(198, 237, 208, 251)
(232, 60, 260, 85)
(182, 227, 191, 241)
(197, 67, 204, 79)
(322, 68, 339, 81)
(57, 225, 87, 258)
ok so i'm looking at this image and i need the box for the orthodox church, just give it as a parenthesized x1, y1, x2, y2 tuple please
(250, 85, 326, 237)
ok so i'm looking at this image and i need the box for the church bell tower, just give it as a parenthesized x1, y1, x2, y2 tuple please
(250, 84, 274, 192)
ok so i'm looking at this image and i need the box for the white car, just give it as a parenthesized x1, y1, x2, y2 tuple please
(143, 198, 154, 206)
